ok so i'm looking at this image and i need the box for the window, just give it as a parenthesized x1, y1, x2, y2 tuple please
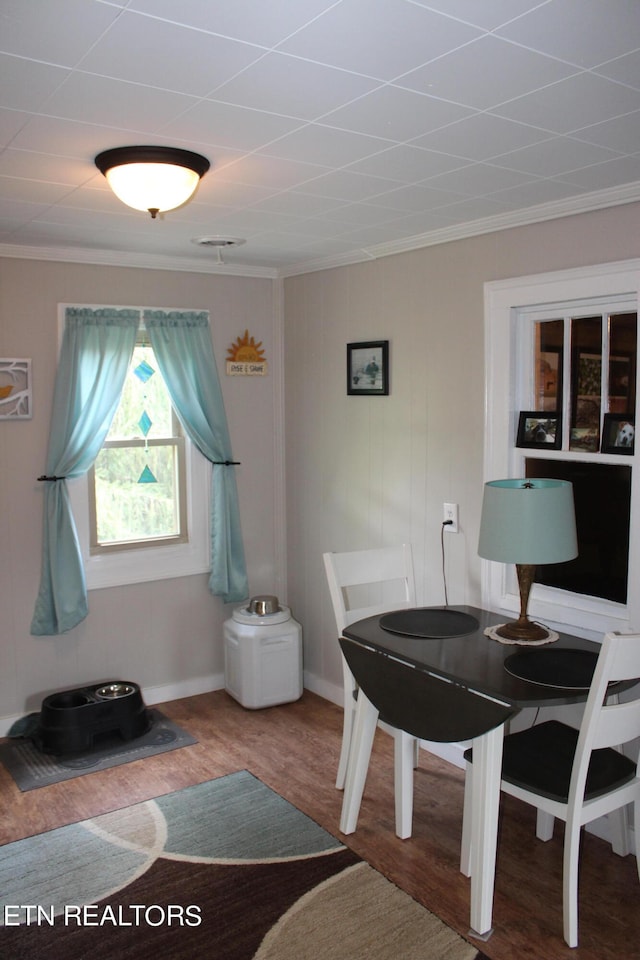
(62, 309, 211, 592)
(89, 334, 187, 553)
(484, 261, 640, 639)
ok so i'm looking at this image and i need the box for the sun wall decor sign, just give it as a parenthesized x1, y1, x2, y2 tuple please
(226, 330, 268, 376)
(0, 358, 32, 419)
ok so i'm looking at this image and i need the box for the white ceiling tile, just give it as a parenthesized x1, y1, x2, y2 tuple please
(249, 192, 350, 217)
(0, 0, 121, 65)
(126, 0, 337, 47)
(296, 169, 404, 201)
(211, 53, 380, 120)
(41, 73, 198, 131)
(398, 35, 576, 109)
(260, 125, 389, 166)
(312, 201, 412, 227)
(409, 0, 545, 31)
(364, 183, 466, 212)
(492, 138, 621, 178)
(347, 144, 468, 181)
(435, 196, 515, 222)
(269, 217, 354, 240)
(0, 176, 75, 203)
(334, 221, 423, 246)
(324, 86, 473, 141)
(423, 163, 537, 195)
(0, 108, 30, 147)
(489, 179, 587, 207)
(367, 208, 456, 236)
(496, 0, 640, 68)
(213, 154, 330, 190)
(594, 50, 640, 91)
(161, 100, 302, 151)
(0, 55, 69, 112)
(412, 114, 552, 161)
(572, 112, 640, 155)
(278, 0, 482, 80)
(492, 73, 640, 134)
(0, 196, 52, 219)
(559, 156, 640, 192)
(0, 149, 93, 184)
(192, 208, 302, 235)
(194, 179, 278, 208)
(82, 13, 264, 97)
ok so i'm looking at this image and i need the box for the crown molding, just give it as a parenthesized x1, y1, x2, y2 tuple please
(277, 181, 640, 278)
(1, 182, 639, 281)
(0, 243, 279, 279)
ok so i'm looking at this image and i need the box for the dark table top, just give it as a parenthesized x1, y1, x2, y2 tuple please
(343, 605, 604, 709)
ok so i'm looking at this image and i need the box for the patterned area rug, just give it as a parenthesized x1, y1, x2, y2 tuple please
(0, 771, 484, 960)
(0, 709, 197, 790)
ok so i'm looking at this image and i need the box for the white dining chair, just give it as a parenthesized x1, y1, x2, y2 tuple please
(460, 631, 640, 948)
(323, 544, 419, 838)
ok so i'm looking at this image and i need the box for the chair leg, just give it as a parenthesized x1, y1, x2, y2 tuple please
(608, 807, 630, 857)
(460, 761, 473, 876)
(339, 690, 379, 835)
(635, 801, 640, 883)
(394, 732, 415, 839)
(562, 817, 582, 948)
(336, 659, 357, 790)
(414, 738, 420, 769)
(536, 809, 555, 841)
(335, 697, 354, 790)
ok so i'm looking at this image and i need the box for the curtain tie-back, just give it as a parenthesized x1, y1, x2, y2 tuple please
(37, 474, 67, 481)
(211, 460, 241, 465)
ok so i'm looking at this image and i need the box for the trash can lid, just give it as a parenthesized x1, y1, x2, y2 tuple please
(232, 603, 291, 626)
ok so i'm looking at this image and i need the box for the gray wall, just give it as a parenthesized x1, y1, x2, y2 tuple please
(0, 258, 282, 727)
(284, 202, 640, 703)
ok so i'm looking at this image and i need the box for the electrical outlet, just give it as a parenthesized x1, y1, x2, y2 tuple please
(443, 502, 459, 533)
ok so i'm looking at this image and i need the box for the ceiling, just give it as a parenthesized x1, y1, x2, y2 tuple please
(2, 0, 640, 278)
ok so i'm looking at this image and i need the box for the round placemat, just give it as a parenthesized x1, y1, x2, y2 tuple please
(504, 648, 598, 689)
(379, 608, 480, 639)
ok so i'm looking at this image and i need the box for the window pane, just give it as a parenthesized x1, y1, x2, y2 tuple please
(609, 312, 637, 415)
(107, 343, 173, 440)
(94, 444, 180, 544)
(570, 315, 602, 452)
(527, 458, 630, 604)
(534, 319, 563, 411)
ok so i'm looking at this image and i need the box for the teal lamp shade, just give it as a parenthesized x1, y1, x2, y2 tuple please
(478, 479, 578, 643)
(478, 479, 578, 565)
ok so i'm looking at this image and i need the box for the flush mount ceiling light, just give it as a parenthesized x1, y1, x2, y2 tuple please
(95, 146, 210, 219)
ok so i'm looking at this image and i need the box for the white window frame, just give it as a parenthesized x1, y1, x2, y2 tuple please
(483, 260, 640, 640)
(59, 304, 211, 591)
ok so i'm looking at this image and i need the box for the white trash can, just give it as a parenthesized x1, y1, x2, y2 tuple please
(224, 595, 303, 709)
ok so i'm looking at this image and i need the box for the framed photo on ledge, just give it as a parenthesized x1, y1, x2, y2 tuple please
(347, 340, 389, 395)
(516, 411, 562, 449)
(601, 413, 635, 454)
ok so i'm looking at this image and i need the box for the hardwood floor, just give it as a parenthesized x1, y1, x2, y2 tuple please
(1, 689, 638, 960)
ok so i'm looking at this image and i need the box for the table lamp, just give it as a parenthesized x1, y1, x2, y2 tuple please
(478, 478, 578, 643)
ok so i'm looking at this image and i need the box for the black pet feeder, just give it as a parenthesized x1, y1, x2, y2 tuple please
(38, 681, 150, 755)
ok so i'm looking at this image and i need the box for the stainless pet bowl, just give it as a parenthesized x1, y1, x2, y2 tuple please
(248, 595, 280, 616)
(96, 683, 136, 699)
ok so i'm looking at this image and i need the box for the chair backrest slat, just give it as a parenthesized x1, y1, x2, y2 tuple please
(324, 545, 416, 633)
(569, 632, 640, 806)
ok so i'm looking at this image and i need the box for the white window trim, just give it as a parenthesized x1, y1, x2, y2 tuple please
(59, 304, 211, 591)
(483, 259, 640, 640)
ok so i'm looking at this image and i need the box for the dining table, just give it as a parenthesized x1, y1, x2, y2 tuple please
(340, 604, 604, 940)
